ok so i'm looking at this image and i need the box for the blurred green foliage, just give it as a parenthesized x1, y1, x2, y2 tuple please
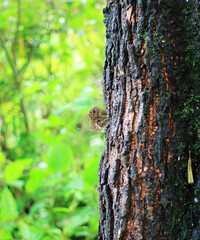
(0, 0, 105, 239)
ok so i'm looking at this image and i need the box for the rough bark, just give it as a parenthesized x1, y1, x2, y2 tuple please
(98, 0, 199, 239)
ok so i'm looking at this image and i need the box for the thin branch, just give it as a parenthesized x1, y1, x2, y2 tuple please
(12, 0, 22, 63)
(0, 33, 30, 136)
(0, 34, 19, 83)
(19, 43, 40, 73)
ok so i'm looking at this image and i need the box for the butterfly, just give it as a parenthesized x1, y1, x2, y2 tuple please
(88, 106, 110, 131)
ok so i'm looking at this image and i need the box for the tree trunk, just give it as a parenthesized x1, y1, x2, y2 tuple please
(98, 0, 199, 239)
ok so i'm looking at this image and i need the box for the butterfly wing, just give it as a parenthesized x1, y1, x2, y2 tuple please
(99, 108, 109, 117)
(96, 117, 110, 128)
(90, 119, 102, 131)
(89, 106, 110, 131)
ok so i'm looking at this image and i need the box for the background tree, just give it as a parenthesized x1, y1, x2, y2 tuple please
(98, 0, 199, 239)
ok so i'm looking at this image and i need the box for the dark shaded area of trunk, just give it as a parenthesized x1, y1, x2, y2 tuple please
(98, 0, 199, 239)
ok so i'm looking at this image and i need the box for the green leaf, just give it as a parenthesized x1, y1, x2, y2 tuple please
(46, 143, 74, 172)
(0, 228, 13, 240)
(0, 150, 6, 168)
(67, 176, 84, 191)
(45, 228, 62, 238)
(25, 168, 47, 193)
(0, 187, 18, 223)
(74, 231, 90, 237)
(67, 215, 86, 235)
(83, 158, 98, 186)
(52, 207, 69, 214)
(18, 221, 31, 240)
(66, 207, 91, 236)
(4, 159, 32, 182)
(29, 201, 46, 217)
(4, 161, 24, 182)
(7, 180, 24, 189)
